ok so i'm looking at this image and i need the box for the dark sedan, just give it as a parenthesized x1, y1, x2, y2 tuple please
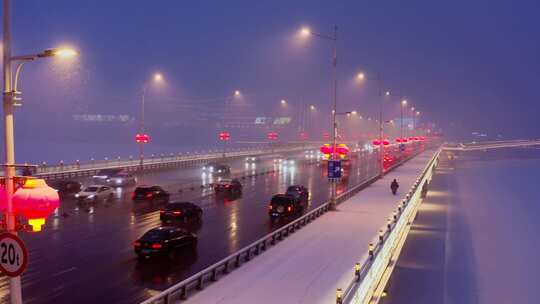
(132, 186, 170, 203)
(133, 226, 197, 258)
(160, 202, 203, 223)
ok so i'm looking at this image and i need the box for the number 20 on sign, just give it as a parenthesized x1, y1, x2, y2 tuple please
(0, 233, 28, 277)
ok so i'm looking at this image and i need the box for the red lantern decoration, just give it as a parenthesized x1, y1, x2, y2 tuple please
(267, 132, 278, 140)
(135, 133, 150, 143)
(320, 144, 332, 155)
(382, 139, 390, 146)
(219, 131, 231, 141)
(372, 139, 381, 146)
(13, 179, 59, 232)
(395, 138, 402, 143)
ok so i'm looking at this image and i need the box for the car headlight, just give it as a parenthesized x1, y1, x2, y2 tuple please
(87, 195, 95, 199)
(75, 193, 80, 198)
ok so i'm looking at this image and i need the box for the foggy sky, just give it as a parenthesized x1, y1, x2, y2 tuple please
(3, 0, 540, 161)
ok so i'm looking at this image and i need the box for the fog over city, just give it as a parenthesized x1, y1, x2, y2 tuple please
(2, 0, 538, 163)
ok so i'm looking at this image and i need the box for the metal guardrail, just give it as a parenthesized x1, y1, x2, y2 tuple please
(443, 139, 540, 151)
(33, 145, 312, 180)
(339, 148, 441, 304)
(139, 146, 425, 304)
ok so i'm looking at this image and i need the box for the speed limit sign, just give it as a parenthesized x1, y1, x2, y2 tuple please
(0, 233, 28, 277)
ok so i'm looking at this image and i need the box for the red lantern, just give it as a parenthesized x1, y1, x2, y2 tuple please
(320, 144, 332, 155)
(219, 131, 231, 141)
(13, 179, 59, 232)
(382, 139, 390, 146)
(135, 133, 150, 143)
(267, 132, 278, 140)
(395, 138, 402, 143)
(372, 139, 381, 146)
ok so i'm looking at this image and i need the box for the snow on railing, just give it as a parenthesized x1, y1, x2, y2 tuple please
(338, 148, 441, 304)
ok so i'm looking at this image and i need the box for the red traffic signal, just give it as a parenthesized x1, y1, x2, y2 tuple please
(267, 132, 278, 140)
(135, 133, 150, 143)
(219, 131, 231, 141)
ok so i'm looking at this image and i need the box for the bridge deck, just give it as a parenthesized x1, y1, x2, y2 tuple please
(184, 150, 436, 304)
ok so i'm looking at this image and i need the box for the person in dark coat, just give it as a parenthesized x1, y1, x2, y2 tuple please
(390, 179, 399, 195)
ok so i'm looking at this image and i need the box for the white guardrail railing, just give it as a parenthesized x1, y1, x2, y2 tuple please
(32, 145, 312, 180)
(139, 146, 429, 304)
(339, 148, 441, 304)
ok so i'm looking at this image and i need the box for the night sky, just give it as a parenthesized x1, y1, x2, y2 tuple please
(3, 0, 540, 161)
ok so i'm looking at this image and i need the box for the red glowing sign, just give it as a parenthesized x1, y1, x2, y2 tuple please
(267, 132, 279, 140)
(219, 131, 231, 141)
(135, 133, 150, 143)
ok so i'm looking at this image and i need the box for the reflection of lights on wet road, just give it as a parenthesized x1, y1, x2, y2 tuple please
(228, 203, 239, 252)
(115, 187, 123, 199)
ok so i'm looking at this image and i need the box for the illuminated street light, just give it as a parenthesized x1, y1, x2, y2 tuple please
(385, 91, 391, 96)
(300, 26, 311, 37)
(234, 90, 241, 97)
(280, 99, 287, 106)
(401, 99, 408, 106)
(2, 1, 80, 302)
(351, 110, 358, 115)
(139, 71, 165, 168)
(310, 105, 316, 111)
(357, 72, 365, 80)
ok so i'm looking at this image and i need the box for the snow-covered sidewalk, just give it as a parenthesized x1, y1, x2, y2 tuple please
(186, 151, 436, 304)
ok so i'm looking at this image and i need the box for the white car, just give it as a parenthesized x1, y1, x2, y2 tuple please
(75, 185, 114, 202)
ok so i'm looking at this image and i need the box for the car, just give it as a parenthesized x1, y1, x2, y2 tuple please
(214, 179, 242, 193)
(268, 194, 306, 219)
(93, 168, 136, 186)
(285, 185, 309, 202)
(202, 162, 231, 177)
(133, 226, 197, 258)
(132, 185, 170, 203)
(48, 180, 82, 198)
(245, 156, 257, 164)
(75, 185, 114, 202)
(160, 202, 203, 223)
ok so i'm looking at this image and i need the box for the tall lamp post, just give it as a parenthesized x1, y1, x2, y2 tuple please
(400, 99, 407, 140)
(3, 1, 78, 302)
(138, 72, 163, 169)
(300, 25, 339, 210)
(355, 71, 389, 177)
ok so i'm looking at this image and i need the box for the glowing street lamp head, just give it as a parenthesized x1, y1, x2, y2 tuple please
(280, 99, 287, 106)
(351, 110, 358, 115)
(416, 111, 421, 116)
(357, 72, 366, 80)
(234, 90, 241, 97)
(385, 91, 391, 96)
(401, 99, 408, 106)
(153, 72, 164, 82)
(310, 105, 316, 111)
(411, 106, 415, 112)
(53, 48, 78, 58)
(41, 48, 79, 58)
(300, 27, 311, 37)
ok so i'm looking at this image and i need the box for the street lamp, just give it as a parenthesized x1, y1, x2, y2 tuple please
(2, 1, 78, 302)
(299, 24, 339, 210)
(310, 104, 316, 111)
(354, 70, 388, 177)
(401, 99, 408, 139)
(234, 90, 241, 97)
(138, 72, 164, 169)
(280, 99, 287, 106)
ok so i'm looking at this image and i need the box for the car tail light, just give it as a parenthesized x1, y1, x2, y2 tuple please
(146, 193, 153, 198)
(287, 206, 293, 212)
(133, 241, 141, 247)
(151, 243, 162, 249)
(268, 205, 273, 210)
(173, 211, 182, 215)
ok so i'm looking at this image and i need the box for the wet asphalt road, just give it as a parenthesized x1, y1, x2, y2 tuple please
(0, 148, 407, 304)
